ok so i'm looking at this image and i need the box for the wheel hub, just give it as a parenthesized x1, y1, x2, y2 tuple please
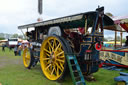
(50, 52, 56, 62)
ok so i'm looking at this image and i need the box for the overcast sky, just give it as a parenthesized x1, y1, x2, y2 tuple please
(0, 0, 128, 36)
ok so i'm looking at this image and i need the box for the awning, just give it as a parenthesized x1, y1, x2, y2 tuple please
(114, 16, 128, 32)
(103, 15, 128, 32)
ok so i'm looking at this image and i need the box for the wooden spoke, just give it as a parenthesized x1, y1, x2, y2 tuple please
(42, 58, 50, 61)
(56, 51, 64, 57)
(59, 62, 64, 70)
(48, 46, 52, 53)
(45, 53, 50, 57)
(48, 41, 52, 48)
(58, 55, 65, 58)
(56, 59, 65, 63)
(54, 65, 57, 76)
(44, 48, 51, 54)
(45, 64, 52, 71)
(54, 43, 61, 52)
(55, 62, 63, 72)
(52, 39, 56, 51)
(51, 66, 55, 75)
(56, 65, 59, 76)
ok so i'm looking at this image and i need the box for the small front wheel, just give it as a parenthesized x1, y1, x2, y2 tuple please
(23, 47, 34, 69)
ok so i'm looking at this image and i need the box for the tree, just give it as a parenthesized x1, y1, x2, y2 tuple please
(103, 37, 108, 41)
(107, 37, 114, 41)
(18, 35, 23, 39)
(11, 34, 18, 38)
(116, 36, 121, 41)
(122, 38, 126, 43)
(0, 37, 5, 40)
(0, 33, 5, 38)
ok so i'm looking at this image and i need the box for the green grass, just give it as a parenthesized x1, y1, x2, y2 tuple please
(0, 47, 128, 85)
(0, 47, 21, 59)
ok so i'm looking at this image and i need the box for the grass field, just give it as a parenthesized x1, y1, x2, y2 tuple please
(0, 47, 128, 85)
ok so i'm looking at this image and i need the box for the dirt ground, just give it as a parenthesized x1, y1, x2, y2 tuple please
(0, 47, 22, 69)
(0, 56, 22, 68)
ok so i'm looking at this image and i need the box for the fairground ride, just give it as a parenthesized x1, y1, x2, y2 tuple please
(100, 16, 128, 68)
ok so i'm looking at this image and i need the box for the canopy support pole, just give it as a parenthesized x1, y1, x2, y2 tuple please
(115, 31, 117, 49)
(84, 17, 87, 34)
(120, 32, 123, 46)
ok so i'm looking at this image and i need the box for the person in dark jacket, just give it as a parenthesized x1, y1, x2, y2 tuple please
(125, 36, 128, 46)
(14, 46, 18, 56)
(2, 44, 5, 52)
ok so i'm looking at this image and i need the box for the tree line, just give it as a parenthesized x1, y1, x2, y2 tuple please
(0, 33, 24, 40)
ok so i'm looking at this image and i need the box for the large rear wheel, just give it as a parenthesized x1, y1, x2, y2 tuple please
(40, 36, 67, 81)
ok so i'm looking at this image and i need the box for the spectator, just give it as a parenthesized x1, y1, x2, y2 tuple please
(18, 45, 22, 56)
(14, 46, 18, 56)
(9, 47, 12, 51)
(125, 36, 128, 46)
(2, 44, 5, 52)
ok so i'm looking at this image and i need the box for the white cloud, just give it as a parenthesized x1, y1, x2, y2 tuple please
(0, 0, 128, 34)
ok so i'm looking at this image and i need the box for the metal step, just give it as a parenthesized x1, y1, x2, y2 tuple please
(65, 54, 86, 85)
(69, 56, 74, 60)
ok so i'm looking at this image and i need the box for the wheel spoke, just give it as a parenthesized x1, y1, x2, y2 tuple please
(42, 58, 50, 61)
(26, 60, 29, 63)
(50, 64, 53, 71)
(25, 53, 30, 60)
(58, 45, 62, 50)
(48, 41, 52, 48)
(52, 39, 55, 51)
(46, 60, 51, 65)
(44, 48, 51, 54)
(27, 55, 30, 58)
(56, 59, 64, 63)
(45, 53, 50, 57)
(58, 55, 65, 58)
(56, 51, 64, 57)
(54, 43, 61, 52)
(59, 62, 64, 70)
(48, 41, 52, 51)
(51, 66, 55, 75)
(56, 65, 59, 76)
(45, 64, 52, 70)
(49, 46, 52, 53)
(54, 40, 57, 49)
(54, 65, 57, 76)
(55, 62, 63, 72)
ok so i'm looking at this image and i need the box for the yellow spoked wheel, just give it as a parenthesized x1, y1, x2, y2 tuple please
(23, 47, 31, 68)
(40, 36, 66, 81)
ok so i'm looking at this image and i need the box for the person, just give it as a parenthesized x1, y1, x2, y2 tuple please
(2, 44, 5, 52)
(18, 45, 22, 56)
(14, 46, 18, 56)
(9, 47, 12, 51)
(125, 36, 128, 46)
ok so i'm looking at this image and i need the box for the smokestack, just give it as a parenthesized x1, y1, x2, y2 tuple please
(38, 0, 42, 15)
(38, 0, 43, 22)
